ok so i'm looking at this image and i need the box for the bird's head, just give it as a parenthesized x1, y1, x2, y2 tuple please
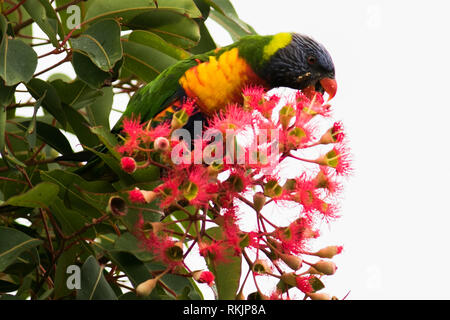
(261, 33, 337, 101)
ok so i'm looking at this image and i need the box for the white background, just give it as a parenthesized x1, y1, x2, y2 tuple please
(209, 0, 450, 299)
(24, 0, 450, 300)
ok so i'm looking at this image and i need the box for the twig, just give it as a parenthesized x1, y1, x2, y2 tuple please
(4, 0, 27, 16)
(33, 53, 72, 77)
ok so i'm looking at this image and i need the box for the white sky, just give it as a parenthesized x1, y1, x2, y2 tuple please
(21, 0, 450, 300)
(212, 0, 450, 299)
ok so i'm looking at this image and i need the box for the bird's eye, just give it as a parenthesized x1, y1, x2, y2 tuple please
(307, 56, 317, 65)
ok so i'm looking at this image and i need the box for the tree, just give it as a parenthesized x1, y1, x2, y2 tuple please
(0, 0, 347, 300)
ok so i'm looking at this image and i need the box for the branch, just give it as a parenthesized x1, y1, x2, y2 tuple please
(4, 0, 27, 16)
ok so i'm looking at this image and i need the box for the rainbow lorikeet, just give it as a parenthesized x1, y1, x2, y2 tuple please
(74, 32, 336, 180)
(116, 32, 336, 132)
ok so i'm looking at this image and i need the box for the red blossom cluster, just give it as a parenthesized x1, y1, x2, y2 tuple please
(118, 87, 351, 300)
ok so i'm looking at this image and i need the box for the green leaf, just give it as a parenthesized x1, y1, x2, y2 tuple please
(128, 30, 190, 60)
(50, 78, 102, 109)
(189, 20, 217, 54)
(127, 10, 200, 48)
(131, 165, 160, 183)
(106, 251, 153, 290)
(22, 0, 62, 46)
(72, 51, 113, 88)
(16, 120, 73, 155)
(5, 1, 33, 45)
(40, 169, 115, 217)
(0, 104, 5, 154)
(26, 78, 67, 128)
(77, 256, 117, 300)
(71, 19, 122, 72)
(2, 182, 59, 208)
(0, 33, 37, 86)
(113, 233, 153, 262)
(89, 125, 120, 158)
(0, 226, 42, 272)
(205, 0, 239, 18)
(84, 0, 202, 25)
(145, 260, 202, 299)
(121, 39, 178, 83)
(26, 92, 46, 149)
(0, 15, 37, 86)
(50, 198, 96, 239)
(209, 9, 256, 41)
(62, 102, 100, 148)
(309, 276, 325, 292)
(86, 87, 113, 131)
(0, 79, 17, 106)
(84, 146, 135, 185)
(205, 227, 241, 300)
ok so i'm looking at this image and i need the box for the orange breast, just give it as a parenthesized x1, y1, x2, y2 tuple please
(179, 48, 266, 115)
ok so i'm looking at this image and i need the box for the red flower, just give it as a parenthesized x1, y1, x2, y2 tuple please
(197, 271, 215, 286)
(129, 188, 145, 203)
(321, 144, 352, 176)
(154, 177, 182, 208)
(222, 207, 242, 255)
(314, 167, 343, 195)
(207, 103, 253, 134)
(118, 117, 144, 155)
(184, 166, 214, 207)
(122, 116, 143, 138)
(295, 92, 330, 126)
(143, 122, 171, 143)
(198, 241, 226, 263)
(277, 217, 317, 254)
(296, 275, 313, 293)
(121, 157, 136, 173)
(243, 86, 280, 118)
(331, 121, 345, 143)
(180, 98, 197, 117)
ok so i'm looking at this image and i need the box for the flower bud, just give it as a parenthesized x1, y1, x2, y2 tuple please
(164, 241, 184, 262)
(136, 278, 158, 297)
(264, 180, 283, 198)
(171, 109, 189, 129)
(141, 190, 157, 203)
(120, 157, 136, 173)
(207, 161, 223, 178)
(319, 122, 344, 144)
(279, 253, 302, 271)
(306, 292, 331, 300)
(279, 104, 296, 129)
(253, 192, 266, 212)
(141, 221, 164, 235)
(287, 127, 307, 148)
(192, 270, 215, 286)
(280, 272, 297, 287)
(154, 136, 170, 151)
(129, 188, 146, 203)
(252, 259, 271, 274)
(311, 260, 337, 275)
(107, 196, 128, 216)
(314, 246, 343, 259)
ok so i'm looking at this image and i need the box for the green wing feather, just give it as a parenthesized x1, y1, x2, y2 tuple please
(113, 53, 211, 131)
(114, 34, 279, 131)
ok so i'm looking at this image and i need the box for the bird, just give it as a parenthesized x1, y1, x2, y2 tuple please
(117, 32, 337, 132)
(72, 32, 337, 180)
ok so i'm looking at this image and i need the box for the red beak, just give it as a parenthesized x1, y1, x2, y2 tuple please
(320, 77, 337, 101)
(302, 78, 337, 102)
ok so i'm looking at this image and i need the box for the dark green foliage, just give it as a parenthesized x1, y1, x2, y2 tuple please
(0, 0, 253, 300)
